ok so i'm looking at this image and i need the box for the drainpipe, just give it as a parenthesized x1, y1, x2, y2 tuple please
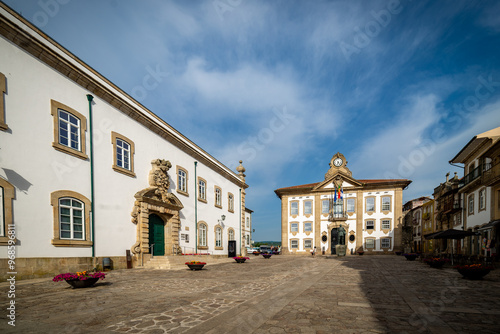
(86, 94, 96, 259)
(239, 188, 242, 256)
(194, 161, 198, 254)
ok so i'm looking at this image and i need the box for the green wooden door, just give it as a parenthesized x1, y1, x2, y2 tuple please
(149, 214, 165, 256)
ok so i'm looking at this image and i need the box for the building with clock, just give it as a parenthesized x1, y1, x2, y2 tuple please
(274, 153, 411, 255)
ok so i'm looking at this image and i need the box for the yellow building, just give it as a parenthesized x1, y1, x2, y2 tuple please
(275, 153, 411, 255)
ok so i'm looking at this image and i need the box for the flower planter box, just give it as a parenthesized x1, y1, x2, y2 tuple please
(457, 268, 491, 280)
(404, 254, 418, 261)
(233, 256, 249, 263)
(66, 278, 99, 289)
(187, 264, 205, 270)
(262, 254, 272, 259)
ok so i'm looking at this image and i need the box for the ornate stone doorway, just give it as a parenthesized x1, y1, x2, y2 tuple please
(131, 159, 184, 256)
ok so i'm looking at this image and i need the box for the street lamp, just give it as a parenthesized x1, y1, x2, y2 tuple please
(218, 215, 226, 227)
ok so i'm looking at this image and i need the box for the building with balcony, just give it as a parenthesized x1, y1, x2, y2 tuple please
(402, 197, 431, 253)
(275, 153, 411, 255)
(450, 127, 500, 257)
(421, 199, 435, 253)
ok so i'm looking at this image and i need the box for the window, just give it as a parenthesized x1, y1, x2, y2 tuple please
(215, 226, 222, 249)
(0, 178, 15, 245)
(246, 217, 250, 228)
(51, 190, 92, 247)
(304, 222, 312, 232)
(198, 177, 207, 202)
(479, 189, 486, 211)
(365, 238, 375, 249)
(322, 200, 330, 214)
(291, 222, 299, 232)
(246, 235, 250, 245)
(290, 201, 298, 216)
(228, 193, 234, 212)
(51, 100, 88, 160)
(304, 239, 312, 249)
(198, 222, 207, 247)
(381, 219, 391, 230)
(366, 197, 375, 212)
(304, 201, 312, 215)
(468, 194, 474, 215)
(381, 196, 391, 211)
(180, 233, 189, 243)
(228, 228, 235, 241)
(0, 72, 7, 131)
(291, 239, 299, 249)
(176, 166, 188, 196)
(215, 186, 222, 208)
(381, 238, 391, 248)
(347, 198, 355, 213)
(111, 132, 135, 177)
(366, 220, 374, 230)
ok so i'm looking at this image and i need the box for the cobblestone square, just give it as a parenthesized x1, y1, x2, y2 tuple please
(1, 255, 500, 333)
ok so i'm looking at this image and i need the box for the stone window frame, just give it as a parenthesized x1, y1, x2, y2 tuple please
(381, 218, 392, 233)
(198, 221, 208, 249)
(381, 237, 391, 249)
(246, 216, 250, 228)
(290, 221, 299, 236)
(111, 131, 135, 177)
(0, 72, 8, 131)
(381, 195, 392, 213)
(290, 238, 299, 249)
(214, 224, 223, 250)
(365, 237, 375, 249)
(304, 238, 313, 249)
(228, 192, 234, 213)
(365, 219, 375, 231)
(478, 188, 486, 212)
(346, 198, 356, 214)
(303, 200, 313, 216)
(214, 186, 222, 209)
(50, 190, 92, 247)
(228, 227, 235, 241)
(321, 199, 330, 215)
(290, 200, 299, 217)
(245, 234, 249, 245)
(197, 177, 207, 203)
(303, 221, 312, 235)
(51, 99, 88, 160)
(176, 166, 189, 197)
(365, 196, 376, 214)
(0, 178, 15, 245)
(468, 193, 474, 216)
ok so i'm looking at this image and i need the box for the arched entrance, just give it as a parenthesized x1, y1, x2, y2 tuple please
(148, 214, 165, 256)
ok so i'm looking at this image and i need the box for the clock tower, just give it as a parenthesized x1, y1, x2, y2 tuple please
(325, 152, 352, 179)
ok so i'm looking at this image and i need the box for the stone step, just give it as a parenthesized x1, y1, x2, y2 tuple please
(144, 256, 171, 269)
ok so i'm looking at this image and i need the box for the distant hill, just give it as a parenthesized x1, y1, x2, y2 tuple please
(254, 241, 281, 247)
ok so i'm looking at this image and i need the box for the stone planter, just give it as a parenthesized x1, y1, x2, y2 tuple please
(404, 254, 418, 261)
(234, 258, 247, 263)
(457, 268, 491, 280)
(65, 278, 99, 289)
(186, 264, 205, 271)
(262, 254, 272, 259)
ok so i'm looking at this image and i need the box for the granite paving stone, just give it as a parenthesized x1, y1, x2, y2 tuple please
(1, 255, 500, 333)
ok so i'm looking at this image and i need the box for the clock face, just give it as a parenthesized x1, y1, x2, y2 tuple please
(333, 158, 343, 167)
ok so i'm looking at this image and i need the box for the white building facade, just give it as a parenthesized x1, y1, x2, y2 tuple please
(275, 153, 411, 255)
(0, 5, 248, 280)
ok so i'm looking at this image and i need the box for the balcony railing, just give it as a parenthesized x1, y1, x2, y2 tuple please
(482, 161, 500, 186)
(461, 165, 482, 187)
(443, 199, 461, 212)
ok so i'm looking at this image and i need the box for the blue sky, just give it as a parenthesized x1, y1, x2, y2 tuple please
(4, 0, 500, 241)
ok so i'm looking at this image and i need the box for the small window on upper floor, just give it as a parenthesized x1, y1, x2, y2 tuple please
(51, 100, 88, 160)
(290, 201, 299, 216)
(366, 220, 375, 230)
(215, 186, 222, 208)
(198, 177, 207, 202)
(346, 198, 355, 213)
(304, 201, 312, 215)
(176, 166, 189, 196)
(322, 200, 330, 214)
(381, 196, 391, 211)
(111, 132, 135, 177)
(366, 197, 375, 212)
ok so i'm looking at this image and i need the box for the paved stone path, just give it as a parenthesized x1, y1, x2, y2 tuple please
(1, 255, 500, 333)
